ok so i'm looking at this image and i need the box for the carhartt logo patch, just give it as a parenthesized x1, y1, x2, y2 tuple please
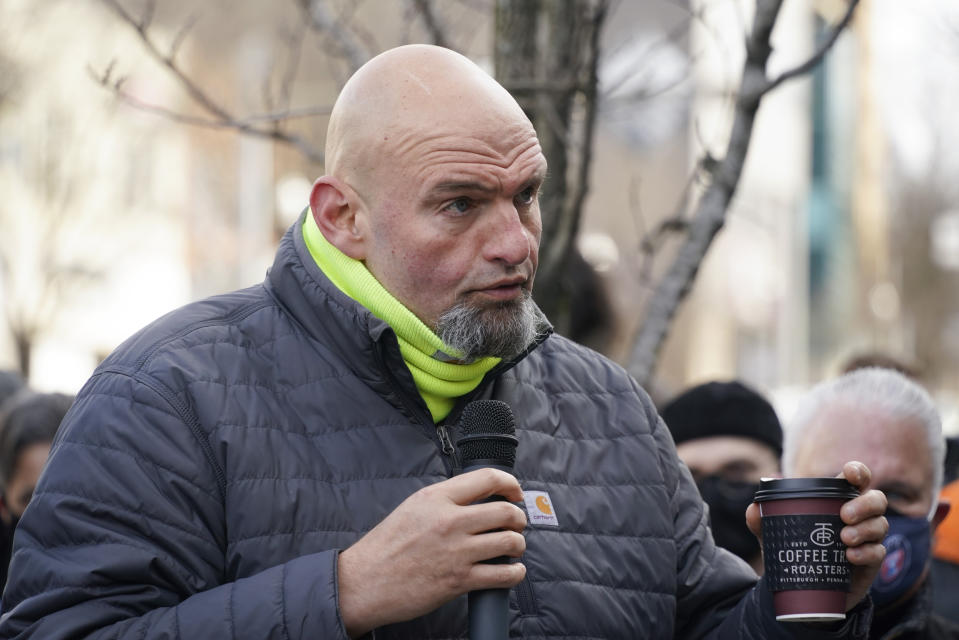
(523, 490, 559, 527)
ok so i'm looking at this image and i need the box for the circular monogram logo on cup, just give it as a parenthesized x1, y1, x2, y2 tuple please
(810, 522, 836, 546)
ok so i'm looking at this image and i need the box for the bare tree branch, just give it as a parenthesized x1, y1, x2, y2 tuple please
(633, 164, 700, 289)
(99, 0, 233, 120)
(141, 0, 156, 31)
(758, 0, 860, 99)
(410, 0, 450, 48)
(170, 13, 198, 62)
(277, 21, 309, 113)
(601, 10, 693, 98)
(90, 66, 328, 161)
(627, 0, 860, 385)
(299, 0, 370, 74)
(500, 79, 585, 93)
(262, 21, 308, 114)
(91, 65, 333, 127)
(638, 216, 689, 280)
(93, 0, 326, 164)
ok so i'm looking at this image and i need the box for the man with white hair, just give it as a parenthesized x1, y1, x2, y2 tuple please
(784, 367, 959, 639)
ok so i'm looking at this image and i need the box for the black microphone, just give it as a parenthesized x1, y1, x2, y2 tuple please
(455, 400, 519, 640)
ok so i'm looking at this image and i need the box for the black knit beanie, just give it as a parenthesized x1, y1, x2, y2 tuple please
(661, 381, 783, 457)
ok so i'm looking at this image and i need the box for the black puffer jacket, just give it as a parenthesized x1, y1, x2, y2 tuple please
(870, 582, 959, 639)
(0, 218, 869, 639)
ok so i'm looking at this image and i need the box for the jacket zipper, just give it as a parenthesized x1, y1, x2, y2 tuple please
(515, 573, 538, 616)
(436, 423, 456, 459)
(374, 338, 461, 472)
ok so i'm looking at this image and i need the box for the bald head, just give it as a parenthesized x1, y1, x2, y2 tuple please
(310, 45, 546, 343)
(325, 45, 533, 190)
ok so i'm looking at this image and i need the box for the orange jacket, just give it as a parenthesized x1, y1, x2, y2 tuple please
(934, 478, 959, 564)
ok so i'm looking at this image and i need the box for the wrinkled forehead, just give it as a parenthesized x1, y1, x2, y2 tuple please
(343, 97, 544, 204)
(375, 124, 545, 209)
(374, 67, 537, 154)
(392, 115, 541, 166)
(798, 406, 935, 490)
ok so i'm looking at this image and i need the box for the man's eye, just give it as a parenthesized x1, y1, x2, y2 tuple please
(443, 197, 472, 215)
(516, 186, 536, 206)
(883, 491, 911, 505)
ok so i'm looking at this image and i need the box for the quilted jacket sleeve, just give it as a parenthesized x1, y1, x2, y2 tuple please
(0, 369, 350, 640)
(640, 388, 872, 640)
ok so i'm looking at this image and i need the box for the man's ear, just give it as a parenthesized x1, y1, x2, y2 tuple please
(309, 176, 367, 260)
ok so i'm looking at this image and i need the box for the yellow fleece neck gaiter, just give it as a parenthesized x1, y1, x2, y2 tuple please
(302, 212, 500, 423)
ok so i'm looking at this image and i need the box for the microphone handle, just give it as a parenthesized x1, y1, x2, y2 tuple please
(460, 461, 515, 640)
(469, 587, 509, 640)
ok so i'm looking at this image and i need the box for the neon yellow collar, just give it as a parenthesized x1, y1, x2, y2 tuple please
(302, 213, 499, 422)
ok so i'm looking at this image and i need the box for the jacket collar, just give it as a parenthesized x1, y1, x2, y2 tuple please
(872, 580, 934, 639)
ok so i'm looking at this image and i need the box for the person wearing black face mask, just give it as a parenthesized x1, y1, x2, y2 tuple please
(0, 391, 73, 591)
(784, 367, 959, 640)
(661, 381, 783, 574)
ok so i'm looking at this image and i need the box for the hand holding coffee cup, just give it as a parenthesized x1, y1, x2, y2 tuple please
(745, 461, 889, 621)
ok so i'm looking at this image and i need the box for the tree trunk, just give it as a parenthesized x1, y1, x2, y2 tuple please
(12, 326, 32, 380)
(494, 0, 608, 337)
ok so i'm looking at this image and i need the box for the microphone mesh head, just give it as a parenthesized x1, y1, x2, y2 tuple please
(457, 400, 517, 466)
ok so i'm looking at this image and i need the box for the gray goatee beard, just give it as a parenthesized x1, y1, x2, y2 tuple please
(436, 289, 541, 361)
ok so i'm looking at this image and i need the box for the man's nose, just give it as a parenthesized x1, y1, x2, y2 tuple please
(484, 201, 533, 266)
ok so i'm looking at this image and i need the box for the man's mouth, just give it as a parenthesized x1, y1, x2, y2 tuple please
(471, 278, 528, 301)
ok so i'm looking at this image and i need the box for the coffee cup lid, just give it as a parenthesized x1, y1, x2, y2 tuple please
(753, 477, 859, 502)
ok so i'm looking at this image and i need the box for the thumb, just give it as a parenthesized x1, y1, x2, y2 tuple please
(837, 460, 871, 492)
(746, 502, 762, 539)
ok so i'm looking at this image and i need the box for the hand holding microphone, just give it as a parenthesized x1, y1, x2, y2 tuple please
(336, 401, 525, 638)
(455, 400, 522, 640)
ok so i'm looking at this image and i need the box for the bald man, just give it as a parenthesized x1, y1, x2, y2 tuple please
(0, 46, 887, 639)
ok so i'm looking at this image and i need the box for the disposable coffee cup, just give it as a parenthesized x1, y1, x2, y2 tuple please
(754, 478, 860, 622)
